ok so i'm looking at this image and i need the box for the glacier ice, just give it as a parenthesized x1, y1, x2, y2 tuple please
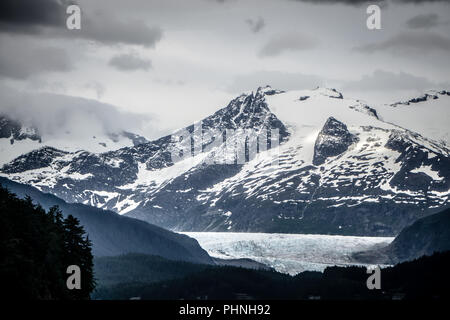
(183, 232, 394, 275)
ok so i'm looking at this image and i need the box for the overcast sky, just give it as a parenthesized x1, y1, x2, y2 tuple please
(0, 0, 449, 139)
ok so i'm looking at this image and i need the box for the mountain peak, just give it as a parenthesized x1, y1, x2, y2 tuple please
(312, 87, 344, 99)
(313, 117, 358, 165)
(1, 87, 449, 236)
(255, 85, 285, 96)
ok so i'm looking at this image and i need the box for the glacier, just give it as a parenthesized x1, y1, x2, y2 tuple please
(183, 232, 394, 275)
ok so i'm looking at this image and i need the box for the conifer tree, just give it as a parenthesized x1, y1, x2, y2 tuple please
(63, 214, 95, 299)
(0, 185, 95, 300)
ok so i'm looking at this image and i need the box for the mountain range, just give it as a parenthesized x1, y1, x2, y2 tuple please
(1, 87, 449, 236)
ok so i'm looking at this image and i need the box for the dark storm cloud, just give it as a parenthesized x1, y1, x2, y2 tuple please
(259, 33, 318, 57)
(246, 17, 265, 33)
(109, 53, 152, 72)
(343, 69, 444, 91)
(0, 0, 68, 32)
(406, 13, 442, 29)
(0, 38, 73, 80)
(0, 0, 163, 47)
(74, 16, 163, 48)
(354, 32, 450, 53)
(228, 70, 325, 93)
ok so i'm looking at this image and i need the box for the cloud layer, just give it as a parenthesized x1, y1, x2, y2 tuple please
(109, 53, 152, 71)
(228, 70, 324, 93)
(0, 0, 163, 47)
(73, 16, 163, 47)
(343, 69, 445, 91)
(406, 13, 444, 29)
(0, 37, 73, 79)
(0, 0, 68, 32)
(0, 84, 153, 139)
(259, 32, 318, 57)
(354, 32, 450, 54)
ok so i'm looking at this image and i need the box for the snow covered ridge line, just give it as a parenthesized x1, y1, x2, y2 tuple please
(1, 86, 449, 235)
(390, 90, 450, 107)
(170, 122, 281, 165)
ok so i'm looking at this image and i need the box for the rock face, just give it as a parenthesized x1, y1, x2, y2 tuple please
(353, 208, 450, 264)
(313, 117, 357, 165)
(0, 87, 449, 236)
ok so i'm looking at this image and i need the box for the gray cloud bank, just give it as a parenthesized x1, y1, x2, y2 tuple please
(228, 70, 325, 93)
(406, 13, 446, 29)
(354, 32, 450, 53)
(0, 85, 153, 139)
(72, 16, 163, 48)
(259, 33, 318, 57)
(109, 53, 152, 71)
(0, 0, 68, 33)
(0, 0, 163, 47)
(0, 37, 73, 80)
(343, 69, 447, 91)
(228, 69, 448, 97)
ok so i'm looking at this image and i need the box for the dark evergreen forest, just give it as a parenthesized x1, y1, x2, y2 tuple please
(0, 186, 95, 299)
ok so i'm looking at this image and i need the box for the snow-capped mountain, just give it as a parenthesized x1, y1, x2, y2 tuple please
(0, 114, 149, 166)
(377, 90, 450, 147)
(1, 87, 449, 236)
(0, 115, 42, 166)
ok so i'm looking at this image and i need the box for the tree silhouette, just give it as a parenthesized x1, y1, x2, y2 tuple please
(63, 215, 95, 299)
(0, 185, 95, 299)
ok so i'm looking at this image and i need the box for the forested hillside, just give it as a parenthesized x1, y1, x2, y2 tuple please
(0, 186, 95, 299)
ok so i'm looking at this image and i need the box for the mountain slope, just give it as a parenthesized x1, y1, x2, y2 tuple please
(128, 87, 449, 234)
(387, 207, 450, 262)
(0, 177, 213, 264)
(0, 114, 149, 166)
(377, 90, 450, 146)
(1, 87, 449, 235)
(353, 207, 450, 264)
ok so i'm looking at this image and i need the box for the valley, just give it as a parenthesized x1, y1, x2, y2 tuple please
(182, 232, 394, 274)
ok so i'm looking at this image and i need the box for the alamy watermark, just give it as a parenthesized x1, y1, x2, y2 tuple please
(366, 265, 381, 290)
(169, 122, 280, 166)
(66, 5, 81, 30)
(66, 265, 81, 290)
(367, 4, 381, 30)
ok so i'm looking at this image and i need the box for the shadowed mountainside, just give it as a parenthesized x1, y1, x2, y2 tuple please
(353, 207, 450, 264)
(0, 177, 213, 264)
